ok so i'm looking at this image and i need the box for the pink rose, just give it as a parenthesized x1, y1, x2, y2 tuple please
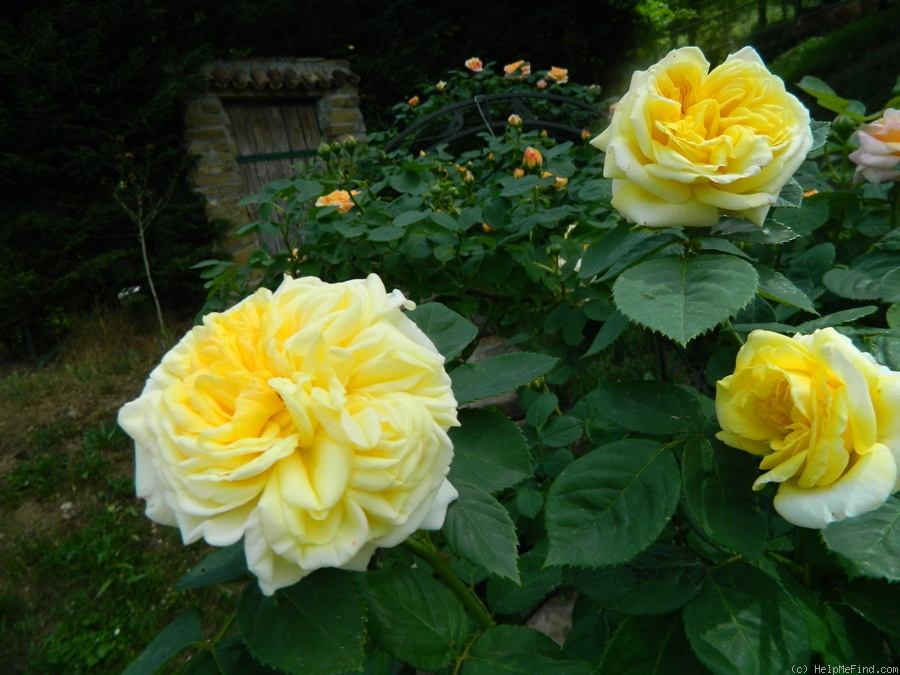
(849, 109, 900, 185)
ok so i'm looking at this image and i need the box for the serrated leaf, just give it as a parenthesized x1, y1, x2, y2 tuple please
(712, 218, 800, 244)
(822, 496, 900, 581)
(448, 409, 532, 494)
(578, 222, 654, 279)
(795, 306, 878, 332)
(451, 352, 557, 404)
(569, 544, 704, 615)
(684, 564, 810, 675)
(444, 483, 519, 582)
(538, 415, 583, 448)
(486, 542, 561, 615)
(841, 579, 900, 637)
(360, 568, 468, 671)
(545, 439, 680, 567)
(613, 255, 758, 345)
(576, 178, 613, 202)
(823, 251, 900, 300)
(787, 242, 835, 292)
(681, 437, 766, 558)
(592, 380, 703, 434)
(463, 625, 592, 675)
(755, 264, 819, 314)
(598, 613, 705, 675)
(238, 570, 365, 675)
(407, 302, 477, 362)
(879, 267, 900, 303)
(775, 200, 830, 237)
(798, 76, 867, 121)
(774, 178, 804, 208)
(430, 210, 460, 231)
(123, 609, 203, 675)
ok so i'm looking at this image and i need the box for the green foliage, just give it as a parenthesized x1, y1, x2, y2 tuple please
(126, 64, 900, 675)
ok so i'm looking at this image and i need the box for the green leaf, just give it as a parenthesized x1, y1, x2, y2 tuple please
(122, 609, 203, 675)
(515, 489, 544, 519)
(881, 268, 900, 303)
(538, 415, 583, 448)
(463, 625, 592, 675)
(545, 439, 680, 567)
(773, 178, 804, 208)
(578, 222, 653, 279)
(486, 542, 562, 615)
(681, 437, 767, 559)
(569, 544, 704, 615)
(712, 218, 800, 244)
(525, 392, 559, 429)
(360, 568, 468, 671)
(612, 255, 758, 345)
(585, 310, 630, 356)
(598, 613, 705, 675)
(798, 76, 867, 121)
(407, 302, 477, 362)
(444, 483, 519, 582)
(787, 242, 835, 293)
(392, 210, 429, 228)
(889, 303, 900, 330)
(367, 226, 405, 242)
(173, 541, 249, 590)
(795, 306, 878, 332)
(576, 178, 612, 202)
(388, 170, 424, 194)
(823, 251, 900, 300)
(500, 175, 542, 196)
(183, 635, 278, 674)
(450, 352, 557, 404)
(775, 201, 830, 237)
(448, 409, 532, 494)
(430, 210, 460, 231)
(563, 596, 609, 663)
(238, 569, 365, 675)
(755, 264, 819, 314)
(591, 380, 703, 434)
(683, 564, 811, 675)
(482, 196, 512, 230)
(841, 579, 900, 637)
(822, 496, 900, 581)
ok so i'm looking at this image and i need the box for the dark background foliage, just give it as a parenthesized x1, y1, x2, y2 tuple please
(0, 0, 641, 361)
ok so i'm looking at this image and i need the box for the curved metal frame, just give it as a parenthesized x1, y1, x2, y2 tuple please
(384, 92, 603, 154)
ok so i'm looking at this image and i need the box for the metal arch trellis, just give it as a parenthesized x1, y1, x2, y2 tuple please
(383, 92, 605, 155)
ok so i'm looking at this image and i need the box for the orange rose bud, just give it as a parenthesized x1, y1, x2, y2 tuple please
(482, 224, 494, 232)
(513, 168, 525, 178)
(547, 66, 568, 84)
(408, 95, 420, 107)
(523, 147, 543, 169)
(465, 57, 483, 73)
(315, 189, 361, 213)
(508, 114, 523, 127)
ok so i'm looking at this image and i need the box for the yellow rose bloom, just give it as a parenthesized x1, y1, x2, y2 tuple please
(716, 328, 900, 529)
(592, 46, 812, 228)
(118, 274, 459, 595)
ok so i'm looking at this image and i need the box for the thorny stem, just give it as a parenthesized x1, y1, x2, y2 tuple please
(401, 535, 495, 631)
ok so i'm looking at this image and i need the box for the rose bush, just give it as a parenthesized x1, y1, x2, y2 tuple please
(716, 328, 900, 529)
(592, 46, 812, 227)
(849, 108, 900, 185)
(118, 274, 458, 595)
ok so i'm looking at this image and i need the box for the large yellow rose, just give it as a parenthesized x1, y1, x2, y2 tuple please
(715, 328, 900, 529)
(592, 47, 812, 228)
(118, 274, 458, 595)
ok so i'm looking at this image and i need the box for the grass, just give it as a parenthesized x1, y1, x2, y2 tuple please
(0, 309, 235, 674)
